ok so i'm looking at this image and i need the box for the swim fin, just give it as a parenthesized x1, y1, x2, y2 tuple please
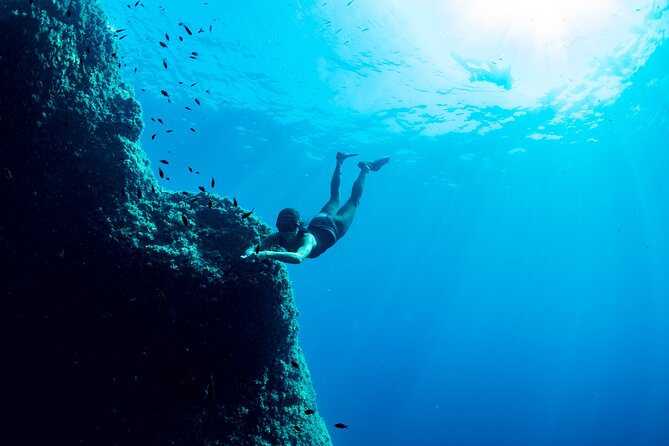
(360, 156, 390, 172)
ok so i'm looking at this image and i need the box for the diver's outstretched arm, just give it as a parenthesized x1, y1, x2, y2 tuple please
(244, 233, 317, 265)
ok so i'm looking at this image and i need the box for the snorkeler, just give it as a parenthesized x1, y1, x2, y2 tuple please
(241, 152, 390, 264)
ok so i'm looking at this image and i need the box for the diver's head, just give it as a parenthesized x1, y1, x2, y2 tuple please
(276, 208, 301, 234)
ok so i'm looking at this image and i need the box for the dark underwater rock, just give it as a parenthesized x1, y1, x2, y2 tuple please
(0, 1, 331, 445)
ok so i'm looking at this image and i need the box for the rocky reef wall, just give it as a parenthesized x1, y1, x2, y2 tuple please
(0, 1, 331, 445)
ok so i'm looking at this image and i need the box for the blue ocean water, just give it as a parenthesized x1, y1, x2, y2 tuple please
(100, 1, 669, 444)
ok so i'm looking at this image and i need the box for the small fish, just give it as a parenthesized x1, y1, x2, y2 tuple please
(182, 191, 190, 195)
(159, 159, 169, 164)
(151, 186, 155, 194)
(190, 82, 197, 87)
(137, 188, 142, 199)
(334, 423, 348, 429)
(198, 27, 204, 34)
(165, 33, 170, 41)
(160, 90, 169, 97)
(207, 200, 212, 208)
(179, 36, 184, 42)
(294, 426, 302, 432)
(233, 197, 238, 207)
(184, 25, 192, 35)
(119, 35, 128, 40)
(151, 134, 157, 140)
(67, 9, 71, 17)
(159, 41, 167, 48)
(188, 167, 193, 172)
(166, 129, 173, 133)
(254, 244, 260, 254)
(195, 98, 201, 105)
(185, 107, 192, 110)
(181, 214, 189, 226)
(151, 117, 156, 122)
(304, 409, 315, 415)
(157, 118, 163, 124)
(191, 51, 199, 56)
(134, 1, 140, 6)
(163, 59, 168, 69)
(158, 168, 164, 178)
(211, 177, 215, 188)
(205, 375, 215, 401)
(290, 360, 299, 368)
(209, 24, 212, 32)
(241, 209, 254, 219)
(190, 56, 198, 60)
(190, 198, 198, 204)
(115, 29, 127, 33)
(190, 128, 196, 132)
(198, 186, 205, 192)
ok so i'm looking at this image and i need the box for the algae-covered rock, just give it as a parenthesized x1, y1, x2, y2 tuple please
(0, 1, 331, 445)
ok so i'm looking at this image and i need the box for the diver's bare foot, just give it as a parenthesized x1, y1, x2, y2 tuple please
(337, 151, 358, 162)
(359, 156, 390, 172)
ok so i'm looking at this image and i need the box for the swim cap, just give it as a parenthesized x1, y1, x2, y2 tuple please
(276, 208, 300, 232)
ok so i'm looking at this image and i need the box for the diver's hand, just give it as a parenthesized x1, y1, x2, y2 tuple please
(241, 245, 258, 261)
(241, 250, 269, 262)
(241, 252, 257, 262)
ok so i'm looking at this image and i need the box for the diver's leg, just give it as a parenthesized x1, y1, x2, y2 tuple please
(333, 157, 389, 237)
(333, 166, 368, 238)
(319, 152, 357, 215)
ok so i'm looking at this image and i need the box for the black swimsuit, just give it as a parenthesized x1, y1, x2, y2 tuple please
(306, 214, 339, 258)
